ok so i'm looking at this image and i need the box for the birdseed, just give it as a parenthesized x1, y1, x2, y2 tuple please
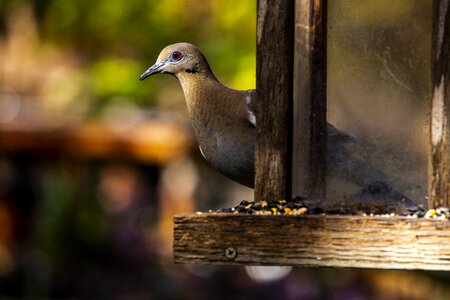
(216, 198, 311, 215)
(215, 199, 449, 219)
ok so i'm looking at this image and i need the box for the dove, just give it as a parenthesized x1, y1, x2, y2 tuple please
(140, 42, 418, 202)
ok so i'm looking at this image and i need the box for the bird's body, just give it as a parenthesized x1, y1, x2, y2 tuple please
(140, 43, 256, 187)
(140, 42, 417, 195)
(178, 71, 255, 187)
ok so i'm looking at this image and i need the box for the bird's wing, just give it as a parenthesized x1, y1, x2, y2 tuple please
(245, 90, 256, 128)
(246, 89, 357, 143)
(327, 124, 359, 143)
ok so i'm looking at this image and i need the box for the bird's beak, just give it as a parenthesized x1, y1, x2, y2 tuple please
(140, 62, 165, 81)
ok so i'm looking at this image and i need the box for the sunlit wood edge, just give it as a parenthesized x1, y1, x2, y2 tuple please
(174, 213, 450, 271)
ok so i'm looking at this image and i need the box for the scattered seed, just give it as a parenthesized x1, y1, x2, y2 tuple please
(213, 200, 449, 220)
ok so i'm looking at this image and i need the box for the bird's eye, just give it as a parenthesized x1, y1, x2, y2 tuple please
(171, 51, 182, 61)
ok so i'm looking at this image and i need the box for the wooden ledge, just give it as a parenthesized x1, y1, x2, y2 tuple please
(174, 213, 450, 270)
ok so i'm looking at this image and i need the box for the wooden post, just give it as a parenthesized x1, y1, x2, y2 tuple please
(255, 0, 294, 201)
(429, 0, 450, 208)
(292, 0, 328, 200)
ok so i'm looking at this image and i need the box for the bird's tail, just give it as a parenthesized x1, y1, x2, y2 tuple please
(327, 143, 420, 192)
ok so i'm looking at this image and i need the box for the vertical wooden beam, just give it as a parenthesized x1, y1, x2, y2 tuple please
(292, 0, 328, 200)
(255, 0, 294, 201)
(430, 0, 450, 208)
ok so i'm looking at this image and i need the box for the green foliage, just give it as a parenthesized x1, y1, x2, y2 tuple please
(89, 58, 142, 98)
(0, 0, 256, 112)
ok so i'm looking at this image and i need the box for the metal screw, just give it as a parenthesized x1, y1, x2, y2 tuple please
(225, 247, 237, 259)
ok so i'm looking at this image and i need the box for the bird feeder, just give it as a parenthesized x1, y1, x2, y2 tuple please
(174, 0, 450, 270)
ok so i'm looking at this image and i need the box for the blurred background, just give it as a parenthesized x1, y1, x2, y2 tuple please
(0, 0, 448, 299)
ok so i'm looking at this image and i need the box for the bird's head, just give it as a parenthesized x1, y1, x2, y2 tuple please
(140, 43, 212, 81)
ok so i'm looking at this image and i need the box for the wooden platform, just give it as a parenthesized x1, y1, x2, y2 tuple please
(174, 213, 450, 271)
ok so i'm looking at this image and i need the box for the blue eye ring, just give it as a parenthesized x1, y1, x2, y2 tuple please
(170, 51, 183, 62)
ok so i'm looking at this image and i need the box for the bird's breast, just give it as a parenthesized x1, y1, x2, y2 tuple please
(194, 119, 255, 187)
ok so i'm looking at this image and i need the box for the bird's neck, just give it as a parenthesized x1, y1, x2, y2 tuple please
(176, 71, 228, 119)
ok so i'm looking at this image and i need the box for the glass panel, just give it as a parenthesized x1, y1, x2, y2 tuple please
(327, 1, 431, 208)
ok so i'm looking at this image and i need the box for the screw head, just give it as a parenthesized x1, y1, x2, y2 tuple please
(225, 247, 237, 259)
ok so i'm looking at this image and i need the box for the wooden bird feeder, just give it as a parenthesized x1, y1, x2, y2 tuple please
(174, 0, 450, 270)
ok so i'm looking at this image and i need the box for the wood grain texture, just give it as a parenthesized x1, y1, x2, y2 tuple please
(255, 0, 294, 201)
(292, 0, 327, 200)
(174, 213, 450, 270)
(429, 0, 450, 208)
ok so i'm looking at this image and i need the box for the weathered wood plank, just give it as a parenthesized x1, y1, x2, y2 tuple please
(292, 0, 328, 200)
(429, 0, 450, 208)
(255, 0, 294, 201)
(174, 213, 450, 270)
